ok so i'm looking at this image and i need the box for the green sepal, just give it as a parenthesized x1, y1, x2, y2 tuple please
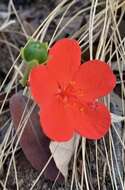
(20, 60, 39, 87)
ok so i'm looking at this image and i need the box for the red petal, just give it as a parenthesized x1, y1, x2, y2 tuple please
(29, 65, 57, 105)
(73, 103, 111, 139)
(73, 60, 116, 101)
(40, 96, 74, 141)
(48, 38, 81, 87)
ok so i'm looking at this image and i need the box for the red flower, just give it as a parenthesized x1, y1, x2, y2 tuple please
(29, 38, 116, 141)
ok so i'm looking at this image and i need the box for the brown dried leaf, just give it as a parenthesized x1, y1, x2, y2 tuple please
(9, 91, 64, 182)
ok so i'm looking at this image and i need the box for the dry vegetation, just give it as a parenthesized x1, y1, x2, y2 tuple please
(0, 0, 125, 189)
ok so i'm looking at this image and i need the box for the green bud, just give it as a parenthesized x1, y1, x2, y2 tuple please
(22, 40, 48, 64)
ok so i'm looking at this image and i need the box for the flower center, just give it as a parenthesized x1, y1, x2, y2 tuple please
(56, 80, 83, 104)
(56, 81, 97, 112)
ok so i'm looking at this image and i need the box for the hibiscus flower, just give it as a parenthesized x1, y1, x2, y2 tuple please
(29, 38, 116, 141)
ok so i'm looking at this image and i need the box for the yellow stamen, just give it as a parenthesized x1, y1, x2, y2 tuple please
(80, 107, 84, 112)
(69, 80, 76, 85)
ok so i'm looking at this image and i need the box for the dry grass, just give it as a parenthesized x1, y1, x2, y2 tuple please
(0, 0, 125, 189)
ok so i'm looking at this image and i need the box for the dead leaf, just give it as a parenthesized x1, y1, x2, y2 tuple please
(9, 91, 64, 182)
(49, 134, 79, 179)
(111, 113, 125, 123)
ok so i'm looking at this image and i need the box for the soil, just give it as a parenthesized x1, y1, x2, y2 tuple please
(3, 151, 67, 190)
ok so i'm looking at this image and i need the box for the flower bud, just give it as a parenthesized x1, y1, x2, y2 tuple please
(22, 40, 48, 64)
